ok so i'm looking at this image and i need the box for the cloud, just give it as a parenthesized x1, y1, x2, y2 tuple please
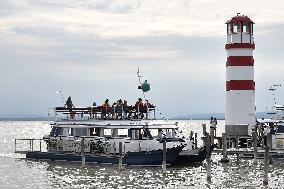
(1, 0, 284, 116)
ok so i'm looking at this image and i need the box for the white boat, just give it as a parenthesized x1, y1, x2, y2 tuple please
(16, 105, 207, 166)
(15, 71, 208, 165)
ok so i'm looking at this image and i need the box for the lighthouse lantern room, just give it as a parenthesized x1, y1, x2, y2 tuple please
(225, 15, 255, 136)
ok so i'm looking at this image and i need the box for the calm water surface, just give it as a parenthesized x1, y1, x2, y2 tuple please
(0, 120, 284, 189)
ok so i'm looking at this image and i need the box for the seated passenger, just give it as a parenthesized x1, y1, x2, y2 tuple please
(101, 99, 110, 119)
(123, 100, 129, 118)
(116, 99, 123, 119)
(135, 98, 144, 119)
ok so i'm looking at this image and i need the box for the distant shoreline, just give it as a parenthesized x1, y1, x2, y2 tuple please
(0, 112, 270, 121)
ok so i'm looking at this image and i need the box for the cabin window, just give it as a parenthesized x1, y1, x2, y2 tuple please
(72, 128, 88, 136)
(104, 129, 111, 137)
(242, 23, 250, 33)
(90, 128, 101, 136)
(50, 127, 63, 136)
(277, 125, 284, 133)
(228, 24, 233, 34)
(233, 23, 241, 33)
(118, 129, 128, 137)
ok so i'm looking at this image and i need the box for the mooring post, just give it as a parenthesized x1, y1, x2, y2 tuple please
(236, 133, 239, 163)
(202, 123, 207, 147)
(210, 126, 214, 145)
(162, 141, 167, 173)
(267, 133, 273, 164)
(195, 133, 198, 149)
(202, 123, 206, 136)
(253, 131, 258, 164)
(268, 133, 272, 151)
(220, 133, 229, 163)
(14, 139, 17, 152)
(263, 144, 269, 185)
(205, 133, 211, 181)
(81, 138, 86, 167)
(119, 141, 123, 171)
(39, 139, 42, 152)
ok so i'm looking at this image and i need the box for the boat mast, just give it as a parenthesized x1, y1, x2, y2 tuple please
(137, 67, 146, 100)
(269, 84, 282, 105)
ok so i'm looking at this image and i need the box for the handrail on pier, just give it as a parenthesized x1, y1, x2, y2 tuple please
(14, 138, 44, 154)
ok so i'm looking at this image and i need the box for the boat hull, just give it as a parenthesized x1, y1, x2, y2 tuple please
(172, 147, 206, 165)
(26, 146, 183, 166)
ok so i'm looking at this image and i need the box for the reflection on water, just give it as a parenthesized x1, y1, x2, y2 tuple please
(0, 121, 284, 188)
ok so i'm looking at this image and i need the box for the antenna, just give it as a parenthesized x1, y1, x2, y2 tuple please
(269, 84, 282, 105)
(137, 67, 146, 100)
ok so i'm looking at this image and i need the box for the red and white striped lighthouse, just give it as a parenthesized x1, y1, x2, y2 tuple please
(225, 15, 256, 136)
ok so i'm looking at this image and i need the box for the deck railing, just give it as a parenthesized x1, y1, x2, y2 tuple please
(48, 106, 156, 122)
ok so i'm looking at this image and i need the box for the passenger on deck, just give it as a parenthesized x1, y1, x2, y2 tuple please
(116, 99, 123, 119)
(123, 100, 130, 118)
(92, 100, 97, 107)
(65, 96, 75, 119)
(144, 100, 154, 112)
(91, 100, 97, 119)
(101, 99, 110, 119)
(135, 98, 144, 119)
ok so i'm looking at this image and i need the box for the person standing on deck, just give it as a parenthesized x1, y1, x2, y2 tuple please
(65, 96, 75, 119)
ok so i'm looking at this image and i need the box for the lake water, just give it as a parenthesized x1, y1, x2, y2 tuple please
(1, 120, 284, 189)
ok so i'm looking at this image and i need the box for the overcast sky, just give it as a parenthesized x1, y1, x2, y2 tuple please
(1, 0, 284, 117)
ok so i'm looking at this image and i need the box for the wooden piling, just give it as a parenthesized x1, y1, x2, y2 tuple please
(81, 138, 86, 167)
(162, 141, 167, 173)
(263, 145, 269, 185)
(267, 133, 273, 164)
(205, 133, 211, 181)
(220, 133, 229, 163)
(210, 126, 214, 145)
(119, 141, 123, 171)
(202, 123, 206, 136)
(236, 133, 239, 163)
(253, 131, 258, 165)
(190, 131, 194, 140)
(195, 133, 198, 149)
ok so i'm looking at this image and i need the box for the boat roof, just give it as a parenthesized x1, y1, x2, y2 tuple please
(257, 118, 284, 125)
(51, 120, 178, 129)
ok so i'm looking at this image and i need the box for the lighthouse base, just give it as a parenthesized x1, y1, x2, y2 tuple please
(225, 124, 249, 136)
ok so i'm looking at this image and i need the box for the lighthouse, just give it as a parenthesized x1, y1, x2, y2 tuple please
(225, 15, 255, 136)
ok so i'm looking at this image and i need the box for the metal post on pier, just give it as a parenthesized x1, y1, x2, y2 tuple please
(263, 144, 269, 185)
(253, 131, 258, 165)
(162, 141, 167, 174)
(220, 133, 229, 163)
(81, 138, 86, 168)
(119, 141, 123, 171)
(205, 133, 211, 181)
